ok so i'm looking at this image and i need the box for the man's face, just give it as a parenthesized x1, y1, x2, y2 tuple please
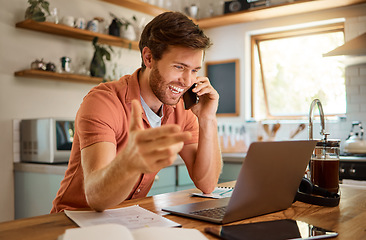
(149, 46, 203, 106)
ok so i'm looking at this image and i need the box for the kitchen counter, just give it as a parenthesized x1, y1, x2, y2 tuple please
(13, 162, 68, 175)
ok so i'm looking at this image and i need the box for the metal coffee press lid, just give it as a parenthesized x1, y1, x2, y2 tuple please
(315, 139, 340, 148)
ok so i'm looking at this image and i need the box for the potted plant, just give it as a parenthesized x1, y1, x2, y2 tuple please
(25, 0, 50, 22)
(90, 37, 113, 78)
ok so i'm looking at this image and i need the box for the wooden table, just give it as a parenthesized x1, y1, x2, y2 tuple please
(1, 183, 366, 240)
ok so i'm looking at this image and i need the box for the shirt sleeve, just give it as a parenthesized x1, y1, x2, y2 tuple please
(76, 89, 124, 150)
(183, 109, 199, 145)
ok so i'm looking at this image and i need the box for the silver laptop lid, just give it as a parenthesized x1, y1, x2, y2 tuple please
(222, 140, 317, 223)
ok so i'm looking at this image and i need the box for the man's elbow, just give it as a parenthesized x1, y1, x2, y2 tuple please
(200, 185, 216, 194)
(86, 196, 107, 212)
(195, 180, 217, 194)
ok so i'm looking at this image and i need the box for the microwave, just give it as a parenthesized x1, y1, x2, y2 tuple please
(20, 118, 74, 163)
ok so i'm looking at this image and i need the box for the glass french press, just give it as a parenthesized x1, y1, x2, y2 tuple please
(308, 99, 340, 193)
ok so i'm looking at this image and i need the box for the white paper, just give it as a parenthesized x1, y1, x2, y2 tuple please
(63, 224, 133, 240)
(132, 226, 208, 240)
(192, 186, 234, 199)
(64, 205, 181, 229)
(61, 223, 208, 240)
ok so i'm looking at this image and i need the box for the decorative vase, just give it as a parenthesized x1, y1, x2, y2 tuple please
(90, 52, 106, 78)
(121, 24, 136, 41)
(108, 19, 120, 37)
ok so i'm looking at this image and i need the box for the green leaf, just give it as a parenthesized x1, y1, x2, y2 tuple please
(105, 51, 111, 61)
(41, 1, 50, 15)
(31, 11, 46, 22)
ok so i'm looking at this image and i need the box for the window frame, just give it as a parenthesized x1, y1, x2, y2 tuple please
(250, 23, 345, 120)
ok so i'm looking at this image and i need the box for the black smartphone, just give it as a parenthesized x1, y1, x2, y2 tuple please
(205, 219, 338, 240)
(183, 84, 199, 110)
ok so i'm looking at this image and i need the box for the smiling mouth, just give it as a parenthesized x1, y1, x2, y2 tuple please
(169, 85, 184, 94)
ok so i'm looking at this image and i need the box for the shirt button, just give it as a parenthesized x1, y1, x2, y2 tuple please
(136, 189, 141, 193)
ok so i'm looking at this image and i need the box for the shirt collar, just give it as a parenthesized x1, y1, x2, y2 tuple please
(125, 68, 177, 116)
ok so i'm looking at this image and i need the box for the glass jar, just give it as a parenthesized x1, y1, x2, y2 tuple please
(60, 57, 71, 73)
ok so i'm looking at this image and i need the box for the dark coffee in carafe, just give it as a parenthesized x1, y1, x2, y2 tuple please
(310, 140, 340, 193)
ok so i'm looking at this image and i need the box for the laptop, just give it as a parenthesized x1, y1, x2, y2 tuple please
(162, 140, 317, 224)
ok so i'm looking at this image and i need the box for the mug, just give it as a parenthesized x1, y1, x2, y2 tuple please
(61, 16, 75, 27)
(74, 17, 85, 29)
(86, 20, 99, 32)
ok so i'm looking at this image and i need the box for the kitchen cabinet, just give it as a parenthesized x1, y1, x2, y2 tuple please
(14, 165, 66, 219)
(176, 165, 195, 191)
(219, 162, 243, 183)
(147, 166, 176, 196)
(148, 164, 195, 196)
(101, 0, 366, 29)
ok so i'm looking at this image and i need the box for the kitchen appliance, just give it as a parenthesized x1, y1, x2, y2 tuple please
(339, 153, 366, 181)
(30, 59, 46, 70)
(224, 0, 250, 14)
(20, 118, 74, 163)
(344, 121, 366, 154)
(339, 121, 366, 182)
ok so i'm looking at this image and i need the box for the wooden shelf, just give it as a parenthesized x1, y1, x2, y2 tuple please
(14, 69, 103, 84)
(102, 0, 166, 16)
(102, 0, 366, 29)
(197, 0, 366, 28)
(16, 19, 139, 50)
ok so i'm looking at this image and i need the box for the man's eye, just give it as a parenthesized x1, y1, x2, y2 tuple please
(175, 65, 184, 70)
(192, 69, 199, 73)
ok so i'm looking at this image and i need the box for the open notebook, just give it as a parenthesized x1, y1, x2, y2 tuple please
(163, 140, 317, 224)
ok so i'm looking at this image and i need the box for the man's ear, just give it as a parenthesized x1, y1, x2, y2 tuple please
(142, 47, 153, 69)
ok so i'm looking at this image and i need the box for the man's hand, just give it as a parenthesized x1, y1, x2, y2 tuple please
(190, 77, 219, 120)
(122, 100, 192, 174)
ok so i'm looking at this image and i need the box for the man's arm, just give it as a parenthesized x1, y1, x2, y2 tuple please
(81, 100, 192, 211)
(180, 77, 222, 194)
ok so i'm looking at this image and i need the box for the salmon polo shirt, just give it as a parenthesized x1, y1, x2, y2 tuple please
(51, 69, 199, 213)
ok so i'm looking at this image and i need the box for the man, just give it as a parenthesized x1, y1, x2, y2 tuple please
(51, 12, 222, 213)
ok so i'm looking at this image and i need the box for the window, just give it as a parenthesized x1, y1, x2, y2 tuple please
(251, 23, 346, 119)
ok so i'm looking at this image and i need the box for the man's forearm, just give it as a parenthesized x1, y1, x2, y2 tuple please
(82, 142, 142, 212)
(193, 117, 222, 193)
(84, 152, 141, 211)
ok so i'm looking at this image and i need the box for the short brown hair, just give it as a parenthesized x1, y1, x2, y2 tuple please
(139, 12, 212, 70)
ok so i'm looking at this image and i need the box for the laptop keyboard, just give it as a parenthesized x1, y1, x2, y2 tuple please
(190, 206, 227, 219)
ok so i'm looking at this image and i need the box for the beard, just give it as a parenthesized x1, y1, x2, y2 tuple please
(149, 64, 182, 106)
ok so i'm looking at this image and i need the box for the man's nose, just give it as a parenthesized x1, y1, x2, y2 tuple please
(182, 70, 194, 87)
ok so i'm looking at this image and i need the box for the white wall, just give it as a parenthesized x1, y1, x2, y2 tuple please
(0, 0, 152, 222)
(204, 4, 366, 144)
